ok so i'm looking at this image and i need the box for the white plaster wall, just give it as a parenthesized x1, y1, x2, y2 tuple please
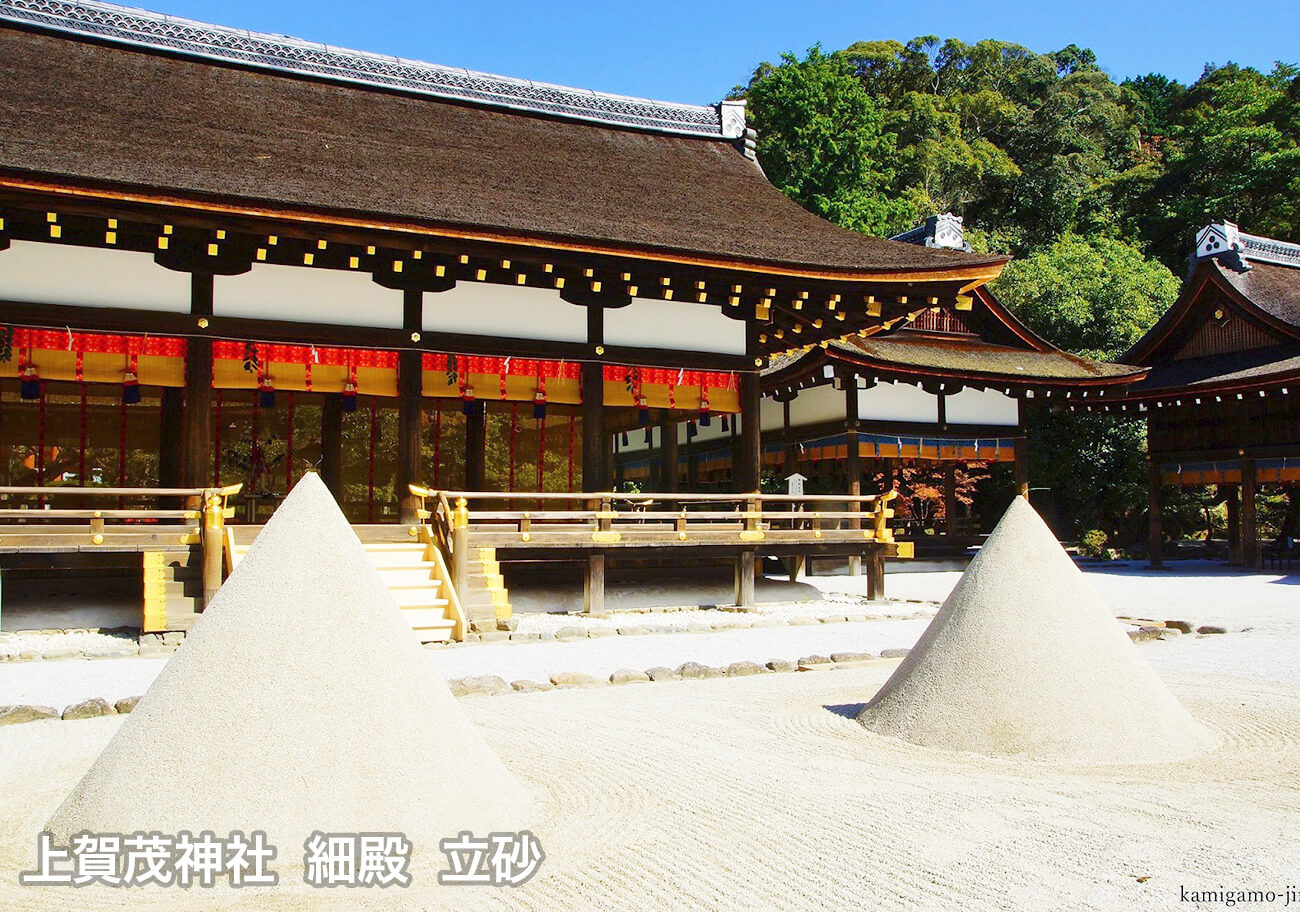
(945, 386, 1019, 426)
(215, 263, 403, 327)
(857, 381, 939, 423)
(423, 282, 587, 342)
(0, 240, 191, 312)
(788, 383, 848, 428)
(604, 297, 746, 355)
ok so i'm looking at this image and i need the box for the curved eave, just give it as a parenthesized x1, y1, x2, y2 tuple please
(0, 171, 1009, 286)
(824, 345, 1147, 390)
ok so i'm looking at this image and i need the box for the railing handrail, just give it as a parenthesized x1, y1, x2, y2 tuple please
(0, 484, 243, 497)
(411, 487, 889, 505)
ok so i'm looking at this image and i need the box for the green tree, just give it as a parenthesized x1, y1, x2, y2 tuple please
(990, 233, 1181, 359)
(744, 46, 915, 235)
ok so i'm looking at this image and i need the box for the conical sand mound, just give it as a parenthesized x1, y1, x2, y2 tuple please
(47, 473, 533, 850)
(858, 497, 1217, 763)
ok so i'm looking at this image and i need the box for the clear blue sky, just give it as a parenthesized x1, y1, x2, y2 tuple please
(143, 0, 1298, 105)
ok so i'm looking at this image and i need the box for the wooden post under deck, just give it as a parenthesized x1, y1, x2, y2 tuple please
(1225, 483, 1241, 565)
(320, 393, 343, 499)
(584, 553, 606, 614)
(1147, 458, 1164, 568)
(1241, 457, 1259, 569)
(943, 463, 958, 538)
(1013, 436, 1029, 498)
(734, 548, 755, 607)
(865, 550, 885, 600)
(397, 289, 423, 524)
(845, 374, 862, 576)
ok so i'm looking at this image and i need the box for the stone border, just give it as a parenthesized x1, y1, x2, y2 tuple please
(0, 632, 183, 663)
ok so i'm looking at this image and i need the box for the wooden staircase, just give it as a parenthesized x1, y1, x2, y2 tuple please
(226, 530, 464, 642)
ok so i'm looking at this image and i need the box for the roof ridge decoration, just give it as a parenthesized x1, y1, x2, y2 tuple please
(890, 213, 972, 252)
(0, 0, 741, 139)
(1195, 221, 1300, 272)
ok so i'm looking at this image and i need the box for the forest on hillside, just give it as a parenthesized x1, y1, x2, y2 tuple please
(736, 39, 1300, 546)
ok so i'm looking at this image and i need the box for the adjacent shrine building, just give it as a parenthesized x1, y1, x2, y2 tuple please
(1123, 222, 1300, 568)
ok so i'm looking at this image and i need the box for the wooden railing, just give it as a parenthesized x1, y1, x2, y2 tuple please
(0, 484, 243, 606)
(410, 485, 906, 609)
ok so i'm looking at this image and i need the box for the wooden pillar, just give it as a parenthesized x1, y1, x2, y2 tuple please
(320, 394, 344, 499)
(1013, 437, 1029, 498)
(734, 548, 756, 607)
(943, 463, 958, 537)
(584, 553, 606, 614)
(158, 386, 183, 488)
(659, 416, 678, 492)
(845, 375, 862, 576)
(580, 361, 606, 493)
(738, 371, 762, 493)
(397, 290, 423, 523)
(1147, 458, 1164, 568)
(1241, 457, 1259, 569)
(865, 551, 886, 600)
(465, 405, 486, 491)
(1225, 483, 1241, 565)
(180, 273, 213, 489)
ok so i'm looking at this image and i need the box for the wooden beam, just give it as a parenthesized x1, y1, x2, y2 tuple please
(1241, 457, 1259, 569)
(320, 394, 343, 498)
(580, 361, 607, 492)
(1147, 458, 1163, 568)
(845, 375, 862, 576)
(1225, 483, 1241, 566)
(943, 463, 958, 537)
(180, 273, 213, 489)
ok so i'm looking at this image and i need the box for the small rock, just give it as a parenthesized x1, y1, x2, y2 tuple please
(160, 631, 185, 647)
(844, 614, 870, 623)
(496, 617, 519, 632)
(18, 651, 42, 661)
(749, 617, 781, 628)
(645, 666, 680, 682)
(1156, 627, 1182, 639)
(610, 669, 651, 685)
(114, 696, 142, 714)
(40, 648, 80, 661)
(538, 632, 556, 641)
(462, 633, 482, 643)
(62, 698, 114, 720)
(1197, 625, 1227, 635)
(85, 645, 139, 660)
(616, 626, 649, 636)
(555, 626, 589, 641)
(880, 648, 910, 659)
(676, 662, 723, 679)
(550, 671, 602, 688)
(138, 645, 177, 659)
(686, 622, 712, 634)
(831, 652, 874, 663)
(510, 680, 553, 692)
(509, 633, 540, 642)
(1128, 628, 1161, 642)
(477, 630, 510, 643)
(1164, 620, 1194, 634)
(787, 616, 818, 626)
(588, 628, 617, 638)
(0, 704, 60, 726)
(724, 661, 764, 677)
(766, 659, 797, 673)
(797, 655, 832, 666)
(449, 675, 509, 696)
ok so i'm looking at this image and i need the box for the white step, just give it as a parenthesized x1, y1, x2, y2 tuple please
(389, 587, 450, 609)
(373, 567, 439, 587)
(402, 608, 454, 629)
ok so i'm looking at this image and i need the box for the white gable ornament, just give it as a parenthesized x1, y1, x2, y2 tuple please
(1195, 221, 1246, 264)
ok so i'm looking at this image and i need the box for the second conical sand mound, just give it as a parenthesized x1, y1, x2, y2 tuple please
(47, 473, 532, 851)
(858, 497, 1217, 763)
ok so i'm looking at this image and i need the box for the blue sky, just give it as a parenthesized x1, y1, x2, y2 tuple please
(141, 0, 1298, 105)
